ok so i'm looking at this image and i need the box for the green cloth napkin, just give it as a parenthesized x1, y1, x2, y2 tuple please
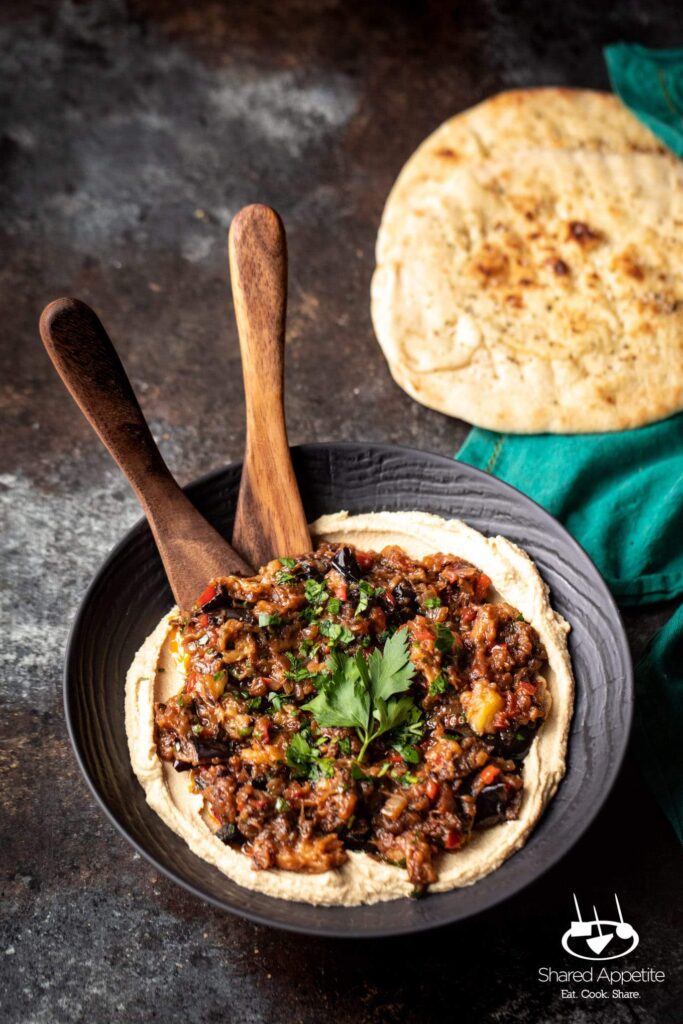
(605, 43, 683, 157)
(457, 416, 683, 606)
(455, 45, 683, 840)
(633, 605, 683, 845)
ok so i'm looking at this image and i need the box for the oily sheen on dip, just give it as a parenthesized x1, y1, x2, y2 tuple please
(125, 511, 574, 906)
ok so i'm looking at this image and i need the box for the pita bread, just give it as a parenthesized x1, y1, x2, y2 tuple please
(372, 89, 683, 433)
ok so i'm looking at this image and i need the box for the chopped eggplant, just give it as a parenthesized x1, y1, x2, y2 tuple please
(331, 546, 362, 582)
(391, 580, 418, 621)
(380, 578, 419, 626)
(474, 782, 509, 827)
(493, 724, 537, 759)
(192, 738, 234, 763)
(223, 607, 254, 623)
(215, 823, 239, 844)
(294, 559, 324, 580)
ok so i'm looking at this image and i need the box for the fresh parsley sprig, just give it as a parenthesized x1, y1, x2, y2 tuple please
(285, 731, 334, 779)
(303, 629, 417, 764)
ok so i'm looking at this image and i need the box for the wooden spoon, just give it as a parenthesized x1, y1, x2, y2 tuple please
(39, 297, 251, 610)
(228, 204, 311, 568)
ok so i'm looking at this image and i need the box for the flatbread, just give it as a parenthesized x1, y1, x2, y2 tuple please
(372, 88, 683, 433)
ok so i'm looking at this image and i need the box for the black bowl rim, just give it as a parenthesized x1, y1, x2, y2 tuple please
(63, 440, 633, 938)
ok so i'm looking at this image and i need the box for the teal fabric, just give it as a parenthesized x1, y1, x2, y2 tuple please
(457, 415, 683, 606)
(605, 43, 683, 157)
(633, 605, 683, 845)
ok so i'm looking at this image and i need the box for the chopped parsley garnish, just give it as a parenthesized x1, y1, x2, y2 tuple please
(304, 579, 327, 605)
(391, 703, 426, 751)
(280, 558, 297, 569)
(285, 732, 334, 780)
(299, 639, 320, 660)
(267, 692, 286, 711)
(304, 629, 417, 763)
(400, 772, 419, 786)
(326, 597, 342, 615)
(428, 673, 447, 696)
(284, 651, 317, 682)
(392, 742, 420, 764)
(258, 612, 282, 628)
(275, 570, 296, 585)
(516, 613, 526, 622)
(423, 596, 442, 608)
(318, 620, 354, 646)
(285, 732, 311, 774)
(435, 623, 455, 653)
(355, 579, 380, 617)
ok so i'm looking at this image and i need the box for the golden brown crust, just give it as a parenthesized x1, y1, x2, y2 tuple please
(372, 89, 683, 433)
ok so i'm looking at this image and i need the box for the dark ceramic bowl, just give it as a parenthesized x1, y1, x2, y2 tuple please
(64, 443, 632, 937)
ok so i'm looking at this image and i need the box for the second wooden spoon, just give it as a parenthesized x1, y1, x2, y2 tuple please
(228, 204, 312, 568)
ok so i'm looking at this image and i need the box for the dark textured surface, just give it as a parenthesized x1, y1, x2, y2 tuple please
(66, 445, 633, 935)
(1, 0, 680, 1020)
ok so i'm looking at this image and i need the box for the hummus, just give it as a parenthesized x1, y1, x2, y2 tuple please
(125, 511, 574, 905)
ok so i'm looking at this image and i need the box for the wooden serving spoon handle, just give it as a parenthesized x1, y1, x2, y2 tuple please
(228, 204, 312, 568)
(39, 298, 251, 609)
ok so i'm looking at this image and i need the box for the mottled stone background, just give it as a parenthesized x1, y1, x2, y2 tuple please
(1, 2, 680, 1022)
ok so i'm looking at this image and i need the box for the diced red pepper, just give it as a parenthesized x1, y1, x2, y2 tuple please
(355, 551, 374, 571)
(254, 716, 271, 744)
(479, 764, 501, 787)
(474, 572, 492, 600)
(426, 778, 441, 801)
(493, 711, 510, 731)
(444, 829, 462, 850)
(517, 681, 537, 696)
(197, 613, 209, 629)
(460, 606, 477, 625)
(329, 575, 348, 601)
(196, 583, 217, 608)
(388, 751, 404, 764)
(370, 606, 387, 633)
(414, 623, 434, 645)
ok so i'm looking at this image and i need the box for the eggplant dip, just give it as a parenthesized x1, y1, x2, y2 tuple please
(126, 511, 573, 905)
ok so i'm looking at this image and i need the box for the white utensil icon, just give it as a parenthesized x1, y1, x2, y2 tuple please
(562, 894, 639, 960)
(586, 904, 613, 956)
(614, 893, 634, 940)
(568, 893, 592, 937)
